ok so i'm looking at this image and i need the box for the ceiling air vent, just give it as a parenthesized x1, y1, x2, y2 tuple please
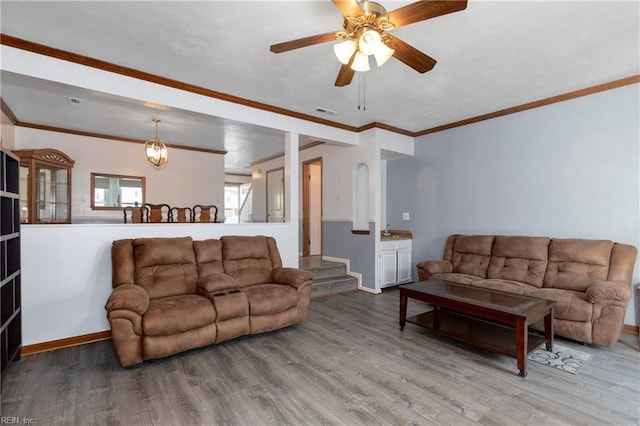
(315, 107, 337, 115)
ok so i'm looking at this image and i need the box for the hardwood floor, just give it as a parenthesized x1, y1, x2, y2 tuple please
(2, 289, 639, 425)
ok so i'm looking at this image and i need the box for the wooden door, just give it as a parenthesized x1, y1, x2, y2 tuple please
(303, 159, 322, 256)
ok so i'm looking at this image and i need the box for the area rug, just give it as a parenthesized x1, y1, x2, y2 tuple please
(527, 344, 593, 374)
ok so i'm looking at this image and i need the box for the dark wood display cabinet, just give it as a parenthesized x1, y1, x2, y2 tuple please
(1, 147, 22, 375)
(13, 148, 74, 224)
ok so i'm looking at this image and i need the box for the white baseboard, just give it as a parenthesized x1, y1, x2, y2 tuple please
(322, 255, 381, 294)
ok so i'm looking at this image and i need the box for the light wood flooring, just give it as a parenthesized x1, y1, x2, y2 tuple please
(1, 288, 639, 425)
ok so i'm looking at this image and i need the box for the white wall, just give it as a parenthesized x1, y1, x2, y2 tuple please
(387, 83, 640, 326)
(306, 141, 376, 222)
(252, 141, 379, 221)
(14, 127, 225, 221)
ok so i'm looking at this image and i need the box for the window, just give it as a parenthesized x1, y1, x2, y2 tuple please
(224, 183, 240, 224)
(91, 173, 145, 210)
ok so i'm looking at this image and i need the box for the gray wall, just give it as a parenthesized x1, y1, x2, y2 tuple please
(323, 221, 376, 289)
(387, 84, 640, 325)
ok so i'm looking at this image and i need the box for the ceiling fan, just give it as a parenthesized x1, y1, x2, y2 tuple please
(270, 0, 468, 87)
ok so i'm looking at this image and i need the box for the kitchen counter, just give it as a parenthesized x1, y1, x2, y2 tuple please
(381, 230, 413, 241)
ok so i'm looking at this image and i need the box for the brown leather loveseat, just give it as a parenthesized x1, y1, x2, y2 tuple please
(105, 235, 313, 367)
(417, 235, 637, 347)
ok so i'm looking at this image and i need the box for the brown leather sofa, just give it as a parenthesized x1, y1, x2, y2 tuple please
(417, 235, 637, 347)
(105, 235, 313, 367)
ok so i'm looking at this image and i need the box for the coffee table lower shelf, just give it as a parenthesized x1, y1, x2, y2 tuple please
(406, 309, 546, 360)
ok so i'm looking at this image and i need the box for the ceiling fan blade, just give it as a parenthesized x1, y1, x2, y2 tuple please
(335, 53, 356, 87)
(332, 0, 363, 17)
(270, 31, 339, 53)
(387, 0, 468, 28)
(386, 37, 437, 73)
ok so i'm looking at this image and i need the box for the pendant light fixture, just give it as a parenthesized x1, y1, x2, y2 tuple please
(144, 118, 169, 168)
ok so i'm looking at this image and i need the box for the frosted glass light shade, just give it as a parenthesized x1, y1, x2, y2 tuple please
(374, 43, 395, 66)
(350, 52, 370, 72)
(358, 29, 382, 56)
(333, 39, 356, 65)
(145, 139, 169, 168)
(145, 119, 169, 168)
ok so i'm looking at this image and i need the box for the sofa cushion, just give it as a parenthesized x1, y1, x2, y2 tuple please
(209, 290, 249, 321)
(193, 239, 224, 277)
(221, 236, 274, 286)
(133, 237, 198, 299)
(143, 294, 216, 336)
(464, 278, 534, 295)
(544, 239, 613, 291)
(449, 235, 494, 278)
(525, 288, 592, 322)
(143, 323, 217, 360)
(430, 273, 482, 285)
(487, 236, 550, 288)
(250, 307, 299, 334)
(243, 284, 298, 316)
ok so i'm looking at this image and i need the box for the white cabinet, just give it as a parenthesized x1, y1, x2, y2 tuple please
(380, 239, 412, 288)
(397, 245, 412, 283)
(380, 248, 399, 287)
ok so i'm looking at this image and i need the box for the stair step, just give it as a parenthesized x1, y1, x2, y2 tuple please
(311, 276, 357, 298)
(308, 263, 346, 279)
(300, 257, 347, 279)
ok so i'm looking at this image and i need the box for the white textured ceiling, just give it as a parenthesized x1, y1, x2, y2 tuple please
(1, 1, 639, 173)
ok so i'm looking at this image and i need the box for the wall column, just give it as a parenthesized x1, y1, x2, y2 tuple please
(285, 132, 300, 263)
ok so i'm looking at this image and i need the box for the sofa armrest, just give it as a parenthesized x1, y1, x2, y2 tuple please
(197, 273, 241, 294)
(585, 280, 632, 304)
(416, 260, 453, 280)
(105, 284, 149, 315)
(272, 267, 313, 289)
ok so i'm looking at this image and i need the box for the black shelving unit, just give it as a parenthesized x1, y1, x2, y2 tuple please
(1, 147, 21, 375)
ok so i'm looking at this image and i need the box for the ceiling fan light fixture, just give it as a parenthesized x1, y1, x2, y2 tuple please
(358, 29, 382, 56)
(373, 42, 395, 67)
(333, 39, 356, 65)
(351, 51, 370, 72)
(144, 118, 169, 168)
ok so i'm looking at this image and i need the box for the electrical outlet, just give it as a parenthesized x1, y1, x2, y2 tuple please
(402, 212, 410, 221)
(67, 96, 82, 105)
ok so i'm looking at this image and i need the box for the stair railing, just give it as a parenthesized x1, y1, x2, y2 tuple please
(237, 183, 252, 223)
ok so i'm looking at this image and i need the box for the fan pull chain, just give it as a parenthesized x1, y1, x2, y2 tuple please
(357, 74, 361, 110)
(363, 76, 366, 111)
(357, 75, 366, 111)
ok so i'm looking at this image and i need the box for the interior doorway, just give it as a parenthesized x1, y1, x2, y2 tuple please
(302, 158, 322, 257)
(266, 167, 285, 222)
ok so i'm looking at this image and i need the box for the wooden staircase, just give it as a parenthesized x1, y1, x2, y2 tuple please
(299, 256, 357, 298)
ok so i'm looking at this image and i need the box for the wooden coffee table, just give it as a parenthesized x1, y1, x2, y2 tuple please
(399, 280, 555, 377)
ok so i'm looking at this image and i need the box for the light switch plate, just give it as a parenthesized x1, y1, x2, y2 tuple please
(402, 212, 410, 220)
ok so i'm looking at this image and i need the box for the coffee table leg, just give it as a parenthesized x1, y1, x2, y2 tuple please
(399, 289, 407, 331)
(516, 319, 527, 378)
(544, 307, 554, 351)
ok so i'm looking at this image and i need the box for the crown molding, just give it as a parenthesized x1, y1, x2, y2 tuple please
(356, 121, 416, 137)
(2, 34, 637, 140)
(250, 141, 325, 167)
(0, 34, 363, 133)
(416, 74, 640, 136)
(15, 121, 227, 156)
